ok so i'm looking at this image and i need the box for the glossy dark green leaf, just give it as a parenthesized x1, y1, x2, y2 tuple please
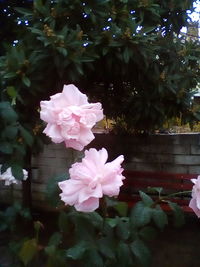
(22, 76, 31, 87)
(116, 217, 130, 240)
(2, 125, 18, 140)
(139, 191, 154, 206)
(19, 125, 33, 146)
(66, 241, 89, 260)
(168, 201, 185, 227)
(48, 232, 62, 246)
(130, 239, 151, 267)
(131, 201, 152, 227)
(0, 102, 18, 123)
(0, 142, 13, 154)
(152, 206, 168, 230)
(11, 163, 24, 180)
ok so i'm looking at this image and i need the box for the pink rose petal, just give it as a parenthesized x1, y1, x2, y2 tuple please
(40, 84, 104, 150)
(58, 148, 125, 212)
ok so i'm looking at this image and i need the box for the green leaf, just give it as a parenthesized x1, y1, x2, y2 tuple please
(168, 201, 185, 227)
(152, 206, 168, 230)
(139, 191, 154, 206)
(84, 249, 104, 267)
(15, 7, 33, 16)
(3, 108, 18, 123)
(114, 201, 128, 216)
(0, 142, 13, 154)
(66, 241, 89, 260)
(116, 217, 130, 240)
(130, 201, 152, 227)
(147, 187, 163, 195)
(22, 76, 31, 87)
(2, 125, 18, 140)
(45, 245, 56, 257)
(84, 212, 103, 229)
(105, 196, 118, 207)
(0, 102, 18, 123)
(19, 238, 37, 266)
(48, 232, 62, 247)
(117, 242, 132, 266)
(57, 47, 68, 56)
(106, 218, 118, 228)
(4, 72, 17, 79)
(97, 237, 115, 260)
(130, 239, 151, 267)
(19, 125, 33, 146)
(11, 163, 24, 180)
(139, 226, 157, 241)
(46, 173, 69, 207)
(6, 86, 18, 104)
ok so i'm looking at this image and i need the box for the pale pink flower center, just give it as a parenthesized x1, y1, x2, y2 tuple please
(67, 122, 80, 136)
(88, 174, 102, 190)
(57, 109, 74, 126)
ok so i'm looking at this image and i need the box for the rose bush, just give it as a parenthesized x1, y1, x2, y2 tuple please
(0, 83, 198, 267)
(58, 148, 124, 212)
(40, 84, 104, 151)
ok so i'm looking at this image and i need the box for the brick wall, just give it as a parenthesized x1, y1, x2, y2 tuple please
(1, 133, 200, 207)
(89, 133, 200, 174)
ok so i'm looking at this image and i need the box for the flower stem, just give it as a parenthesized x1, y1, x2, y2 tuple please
(100, 197, 108, 218)
(164, 190, 192, 199)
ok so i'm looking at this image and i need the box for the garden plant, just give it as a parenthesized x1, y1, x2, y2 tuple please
(0, 0, 200, 266)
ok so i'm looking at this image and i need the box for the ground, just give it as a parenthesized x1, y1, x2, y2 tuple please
(151, 215, 200, 267)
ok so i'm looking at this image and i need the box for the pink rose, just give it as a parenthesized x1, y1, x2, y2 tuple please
(40, 84, 104, 151)
(189, 176, 200, 218)
(58, 148, 125, 212)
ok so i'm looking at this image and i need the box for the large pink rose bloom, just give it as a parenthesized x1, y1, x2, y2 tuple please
(40, 84, 104, 151)
(189, 176, 200, 218)
(58, 148, 125, 212)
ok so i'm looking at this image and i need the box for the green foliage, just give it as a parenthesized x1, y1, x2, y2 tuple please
(46, 173, 69, 207)
(66, 240, 90, 260)
(0, 0, 199, 143)
(168, 201, 185, 227)
(0, 202, 31, 232)
(19, 238, 38, 266)
(152, 206, 168, 230)
(130, 239, 151, 267)
(131, 201, 152, 227)
(1, 192, 186, 267)
(0, 1, 195, 266)
(0, 101, 35, 179)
